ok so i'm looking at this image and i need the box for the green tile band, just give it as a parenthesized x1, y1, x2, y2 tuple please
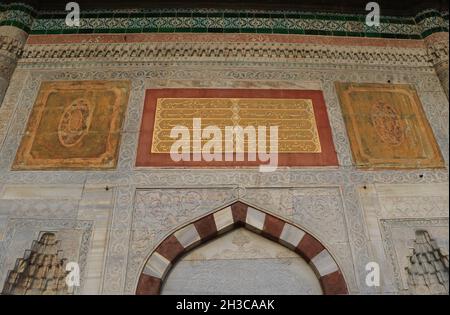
(0, 3, 448, 39)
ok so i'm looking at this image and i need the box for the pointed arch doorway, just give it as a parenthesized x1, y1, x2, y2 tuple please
(135, 202, 348, 295)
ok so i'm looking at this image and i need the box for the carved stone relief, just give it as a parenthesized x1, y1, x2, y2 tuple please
(0, 37, 447, 295)
(0, 26, 28, 106)
(162, 228, 323, 295)
(125, 188, 238, 293)
(405, 230, 449, 294)
(0, 219, 93, 294)
(380, 218, 449, 294)
(2, 232, 69, 295)
(12, 80, 131, 170)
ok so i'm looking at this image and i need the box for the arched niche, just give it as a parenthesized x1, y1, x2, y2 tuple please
(136, 202, 348, 295)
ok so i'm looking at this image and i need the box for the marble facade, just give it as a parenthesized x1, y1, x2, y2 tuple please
(0, 5, 448, 295)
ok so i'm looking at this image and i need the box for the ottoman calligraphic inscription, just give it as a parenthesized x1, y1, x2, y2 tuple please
(336, 83, 444, 169)
(136, 88, 338, 168)
(13, 81, 130, 170)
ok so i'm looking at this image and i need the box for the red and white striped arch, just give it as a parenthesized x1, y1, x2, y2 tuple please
(136, 201, 348, 295)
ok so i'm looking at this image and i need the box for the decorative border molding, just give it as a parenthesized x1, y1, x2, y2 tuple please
(136, 201, 348, 295)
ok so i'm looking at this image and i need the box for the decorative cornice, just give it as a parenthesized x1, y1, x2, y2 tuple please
(19, 40, 433, 68)
(1, 3, 448, 39)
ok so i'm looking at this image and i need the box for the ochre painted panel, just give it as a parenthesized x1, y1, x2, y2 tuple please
(13, 81, 130, 170)
(335, 83, 444, 169)
(136, 88, 338, 168)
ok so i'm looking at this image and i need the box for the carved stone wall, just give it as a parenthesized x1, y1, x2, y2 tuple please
(0, 184, 113, 294)
(136, 201, 348, 295)
(0, 31, 448, 294)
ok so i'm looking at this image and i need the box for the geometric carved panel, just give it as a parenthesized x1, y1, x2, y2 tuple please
(12, 81, 130, 170)
(335, 83, 444, 169)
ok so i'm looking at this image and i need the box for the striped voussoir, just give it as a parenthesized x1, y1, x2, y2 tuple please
(136, 201, 348, 295)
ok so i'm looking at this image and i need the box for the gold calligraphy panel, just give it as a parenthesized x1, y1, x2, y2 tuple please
(13, 80, 130, 170)
(151, 98, 322, 153)
(336, 83, 444, 169)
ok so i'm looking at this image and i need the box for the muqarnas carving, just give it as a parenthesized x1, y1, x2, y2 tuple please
(2, 232, 70, 295)
(405, 230, 449, 295)
(13, 81, 130, 170)
(335, 83, 444, 169)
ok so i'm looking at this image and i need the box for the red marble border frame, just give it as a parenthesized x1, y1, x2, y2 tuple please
(136, 88, 338, 168)
(136, 202, 348, 295)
